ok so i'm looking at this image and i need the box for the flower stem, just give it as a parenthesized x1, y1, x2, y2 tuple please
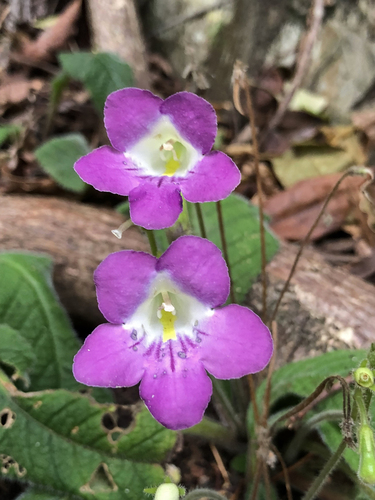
(301, 439, 347, 500)
(244, 81, 267, 322)
(184, 489, 228, 500)
(195, 203, 207, 238)
(146, 229, 158, 257)
(216, 201, 236, 303)
(211, 377, 243, 435)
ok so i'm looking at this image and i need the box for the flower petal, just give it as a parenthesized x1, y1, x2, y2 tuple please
(104, 88, 162, 151)
(160, 92, 217, 154)
(129, 180, 183, 229)
(74, 146, 140, 195)
(73, 324, 145, 387)
(140, 343, 212, 430)
(180, 151, 241, 203)
(94, 251, 157, 324)
(198, 304, 273, 379)
(156, 235, 229, 307)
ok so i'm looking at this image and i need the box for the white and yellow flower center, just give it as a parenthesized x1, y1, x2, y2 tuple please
(125, 117, 201, 178)
(124, 272, 213, 347)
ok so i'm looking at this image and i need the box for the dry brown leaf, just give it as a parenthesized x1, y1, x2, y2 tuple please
(352, 108, 375, 144)
(0, 74, 43, 106)
(268, 192, 352, 241)
(264, 172, 364, 241)
(19, 0, 81, 62)
(358, 167, 375, 233)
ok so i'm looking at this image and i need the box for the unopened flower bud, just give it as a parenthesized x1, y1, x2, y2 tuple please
(358, 424, 375, 485)
(354, 368, 375, 388)
(154, 483, 180, 500)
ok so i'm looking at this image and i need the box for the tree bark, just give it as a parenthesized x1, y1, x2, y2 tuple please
(86, 0, 150, 88)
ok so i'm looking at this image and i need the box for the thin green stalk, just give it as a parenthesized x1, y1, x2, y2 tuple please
(216, 201, 236, 303)
(211, 377, 243, 435)
(354, 388, 369, 424)
(146, 230, 158, 257)
(301, 440, 347, 500)
(195, 203, 207, 238)
(184, 489, 228, 500)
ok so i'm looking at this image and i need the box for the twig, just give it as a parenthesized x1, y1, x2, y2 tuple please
(271, 445, 293, 500)
(262, 321, 278, 424)
(270, 375, 351, 435)
(265, 0, 325, 136)
(232, 61, 267, 320)
(216, 200, 236, 303)
(210, 444, 231, 491)
(262, 461, 272, 500)
(270, 169, 356, 323)
(248, 460, 262, 500)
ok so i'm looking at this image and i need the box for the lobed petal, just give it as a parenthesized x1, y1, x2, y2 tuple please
(74, 146, 140, 195)
(104, 88, 162, 152)
(156, 235, 229, 307)
(160, 92, 217, 155)
(129, 180, 183, 230)
(73, 324, 145, 387)
(140, 343, 212, 430)
(94, 251, 157, 324)
(180, 151, 241, 203)
(198, 304, 273, 379)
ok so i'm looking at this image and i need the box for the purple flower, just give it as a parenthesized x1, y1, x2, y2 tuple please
(73, 236, 272, 430)
(74, 88, 240, 230)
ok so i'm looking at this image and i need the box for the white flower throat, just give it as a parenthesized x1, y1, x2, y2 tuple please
(125, 273, 212, 347)
(125, 117, 201, 178)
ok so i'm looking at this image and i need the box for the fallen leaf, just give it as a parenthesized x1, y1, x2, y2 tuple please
(352, 107, 375, 145)
(264, 173, 364, 240)
(358, 167, 375, 233)
(268, 192, 351, 241)
(19, 0, 81, 62)
(0, 74, 43, 107)
(272, 126, 366, 188)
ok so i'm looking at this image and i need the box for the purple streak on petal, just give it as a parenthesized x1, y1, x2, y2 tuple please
(73, 323, 145, 387)
(74, 146, 140, 195)
(160, 92, 217, 154)
(198, 304, 273, 379)
(94, 251, 157, 324)
(140, 342, 212, 430)
(128, 180, 183, 229)
(156, 235, 229, 307)
(104, 88, 162, 151)
(180, 151, 241, 203)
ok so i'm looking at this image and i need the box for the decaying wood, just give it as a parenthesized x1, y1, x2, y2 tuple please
(249, 244, 375, 367)
(0, 195, 148, 325)
(86, 0, 150, 88)
(1, 195, 374, 364)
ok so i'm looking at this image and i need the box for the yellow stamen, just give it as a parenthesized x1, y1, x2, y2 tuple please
(161, 141, 185, 177)
(160, 309, 177, 342)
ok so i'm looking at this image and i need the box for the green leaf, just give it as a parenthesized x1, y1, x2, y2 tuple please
(17, 489, 66, 500)
(50, 71, 70, 112)
(0, 324, 36, 386)
(0, 375, 170, 500)
(35, 134, 89, 193)
(0, 252, 81, 391)
(59, 52, 133, 112)
(189, 194, 279, 303)
(0, 124, 22, 147)
(248, 349, 366, 433)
